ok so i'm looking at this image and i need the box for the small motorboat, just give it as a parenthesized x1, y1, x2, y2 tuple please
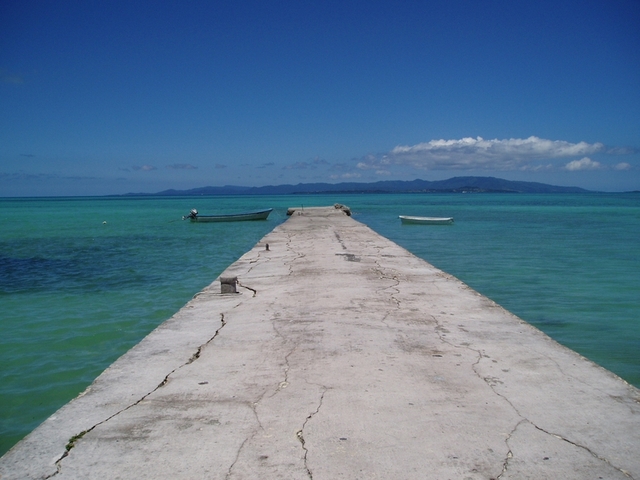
(183, 208, 273, 222)
(399, 215, 454, 225)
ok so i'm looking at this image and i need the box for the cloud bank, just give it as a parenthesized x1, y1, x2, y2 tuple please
(360, 136, 610, 172)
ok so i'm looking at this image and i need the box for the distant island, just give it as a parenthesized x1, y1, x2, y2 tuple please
(123, 176, 590, 196)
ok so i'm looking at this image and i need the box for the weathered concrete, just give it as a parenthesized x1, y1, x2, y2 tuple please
(2, 206, 639, 479)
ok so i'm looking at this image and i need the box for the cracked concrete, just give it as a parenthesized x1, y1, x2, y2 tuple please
(1, 206, 639, 479)
(297, 388, 327, 479)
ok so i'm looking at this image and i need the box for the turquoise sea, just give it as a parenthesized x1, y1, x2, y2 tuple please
(1, 193, 639, 455)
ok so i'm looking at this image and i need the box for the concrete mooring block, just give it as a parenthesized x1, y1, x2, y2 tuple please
(220, 277, 237, 294)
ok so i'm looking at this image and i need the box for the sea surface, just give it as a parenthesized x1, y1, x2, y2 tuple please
(1, 193, 639, 455)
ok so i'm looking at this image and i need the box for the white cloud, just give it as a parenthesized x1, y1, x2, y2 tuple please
(564, 157, 602, 171)
(615, 162, 632, 170)
(520, 163, 554, 172)
(331, 172, 361, 179)
(368, 136, 606, 171)
(132, 165, 157, 171)
(356, 162, 375, 170)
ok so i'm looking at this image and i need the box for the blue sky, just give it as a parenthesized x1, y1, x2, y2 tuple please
(1, 0, 639, 196)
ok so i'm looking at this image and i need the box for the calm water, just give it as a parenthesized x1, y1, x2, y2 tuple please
(1, 193, 639, 455)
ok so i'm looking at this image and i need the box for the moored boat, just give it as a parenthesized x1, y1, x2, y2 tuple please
(183, 208, 273, 222)
(399, 215, 454, 225)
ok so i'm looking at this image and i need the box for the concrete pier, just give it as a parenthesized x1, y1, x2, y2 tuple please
(2, 206, 639, 479)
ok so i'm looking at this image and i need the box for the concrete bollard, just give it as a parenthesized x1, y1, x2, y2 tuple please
(220, 277, 237, 294)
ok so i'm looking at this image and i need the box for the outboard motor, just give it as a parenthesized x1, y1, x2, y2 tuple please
(189, 209, 198, 219)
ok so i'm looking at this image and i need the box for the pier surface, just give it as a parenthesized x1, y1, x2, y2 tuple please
(2, 206, 639, 479)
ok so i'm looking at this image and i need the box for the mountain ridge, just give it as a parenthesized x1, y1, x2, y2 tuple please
(123, 176, 590, 196)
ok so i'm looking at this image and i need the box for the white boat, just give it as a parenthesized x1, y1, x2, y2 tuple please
(399, 215, 454, 225)
(183, 208, 273, 222)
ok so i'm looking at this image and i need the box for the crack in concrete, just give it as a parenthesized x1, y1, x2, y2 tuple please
(267, 312, 297, 397)
(225, 437, 249, 480)
(379, 311, 392, 329)
(187, 314, 227, 365)
(237, 280, 257, 297)
(272, 346, 296, 398)
(45, 313, 229, 478)
(296, 389, 327, 480)
(285, 232, 306, 274)
(495, 419, 525, 479)
(371, 259, 401, 308)
(225, 391, 270, 480)
(532, 425, 635, 479)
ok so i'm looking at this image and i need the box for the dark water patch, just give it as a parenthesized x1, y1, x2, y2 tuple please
(532, 316, 572, 330)
(0, 234, 220, 294)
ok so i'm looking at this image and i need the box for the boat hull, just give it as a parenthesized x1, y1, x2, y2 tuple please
(399, 215, 454, 225)
(188, 209, 273, 222)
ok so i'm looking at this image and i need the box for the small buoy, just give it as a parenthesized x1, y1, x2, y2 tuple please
(102, 221, 107, 224)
